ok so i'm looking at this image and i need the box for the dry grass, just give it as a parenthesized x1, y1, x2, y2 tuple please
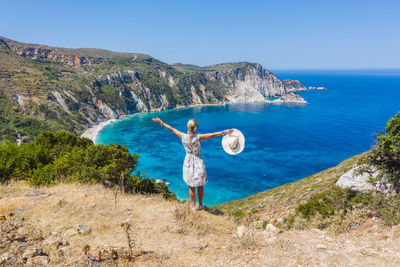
(1, 181, 400, 266)
(291, 209, 365, 235)
(0, 181, 254, 266)
(173, 202, 236, 236)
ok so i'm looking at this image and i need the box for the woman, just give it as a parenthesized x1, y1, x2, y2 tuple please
(152, 117, 233, 210)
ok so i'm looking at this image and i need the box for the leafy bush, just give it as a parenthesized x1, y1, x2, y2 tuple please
(0, 130, 176, 200)
(288, 186, 400, 231)
(370, 112, 400, 188)
(295, 187, 352, 221)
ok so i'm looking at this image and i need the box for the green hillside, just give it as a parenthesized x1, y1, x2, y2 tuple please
(0, 37, 304, 143)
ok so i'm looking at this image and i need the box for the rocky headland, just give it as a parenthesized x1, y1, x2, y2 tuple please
(0, 36, 316, 142)
(268, 92, 308, 104)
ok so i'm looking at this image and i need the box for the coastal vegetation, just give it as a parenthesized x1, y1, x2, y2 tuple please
(0, 130, 176, 200)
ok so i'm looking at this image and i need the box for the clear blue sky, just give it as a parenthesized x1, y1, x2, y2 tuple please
(1, 0, 399, 69)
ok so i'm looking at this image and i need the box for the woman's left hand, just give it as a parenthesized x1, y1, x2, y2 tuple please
(224, 129, 234, 135)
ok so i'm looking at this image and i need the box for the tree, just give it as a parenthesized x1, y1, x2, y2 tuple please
(370, 112, 400, 188)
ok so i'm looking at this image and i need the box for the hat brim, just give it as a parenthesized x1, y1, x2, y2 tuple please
(222, 129, 245, 155)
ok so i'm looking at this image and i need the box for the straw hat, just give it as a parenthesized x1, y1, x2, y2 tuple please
(222, 129, 245, 155)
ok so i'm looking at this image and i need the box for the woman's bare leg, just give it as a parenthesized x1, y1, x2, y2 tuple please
(189, 186, 196, 207)
(197, 186, 204, 207)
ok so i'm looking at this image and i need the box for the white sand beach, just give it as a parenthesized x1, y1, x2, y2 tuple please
(80, 119, 116, 143)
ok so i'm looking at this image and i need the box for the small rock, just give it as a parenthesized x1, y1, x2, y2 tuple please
(25, 189, 45, 196)
(0, 252, 10, 262)
(56, 198, 66, 206)
(43, 233, 69, 249)
(265, 223, 281, 234)
(15, 206, 25, 214)
(26, 255, 49, 266)
(237, 225, 248, 238)
(89, 203, 96, 209)
(248, 221, 263, 229)
(277, 218, 284, 224)
(349, 222, 360, 227)
(76, 224, 92, 235)
(64, 229, 76, 237)
(316, 244, 327, 250)
(17, 227, 26, 235)
(312, 228, 327, 235)
(372, 217, 380, 222)
(22, 248, 42, 259)
(59, 246, 71, 257)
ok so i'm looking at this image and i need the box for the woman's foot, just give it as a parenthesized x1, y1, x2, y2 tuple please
(197, 204, 207, 210)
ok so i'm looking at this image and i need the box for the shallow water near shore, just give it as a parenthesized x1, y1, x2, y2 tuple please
(96, 70, 400, 206)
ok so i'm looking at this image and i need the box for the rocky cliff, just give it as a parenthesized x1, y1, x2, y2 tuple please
(0, 36, 306, 142)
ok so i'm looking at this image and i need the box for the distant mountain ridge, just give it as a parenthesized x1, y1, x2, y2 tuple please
(0, 36, 306, 142)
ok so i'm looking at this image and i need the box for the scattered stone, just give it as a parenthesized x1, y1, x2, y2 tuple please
(17, 227, 26, 235)
(312, 228, 327, 235)
(265, 223, 281, 234)
(349, 222, 360, 227)
(248, 221, 263, 229)
(26, 255, 49, 266)
(316, 244, 327, 250)
(372, 217, 380, 222)
(76, 224, 92, 235)
(56, 198, 67, 206)
(22, 247, 42, 259)
(14, 206, 25, 214)
(89, 203, 96, 209)
(237, 225, 248, 238)
(266, 236, 277, 243)
(25, 189, 46, 196)
(43, 233, 69, 249)
(277, 218, 284, 224)
(64, 229, 76, 237)
(59, 246, 71, 257)
(0, 252, 10, 262)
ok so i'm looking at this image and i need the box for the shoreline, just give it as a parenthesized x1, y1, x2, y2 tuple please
(79, 104, 225, 143)
(80, 119, 117, 143)
(80, 96, 310, 143)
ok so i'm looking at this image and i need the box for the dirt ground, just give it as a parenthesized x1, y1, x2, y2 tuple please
(1, 181, 399, 266)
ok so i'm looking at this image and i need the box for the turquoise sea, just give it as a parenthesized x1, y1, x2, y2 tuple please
(96, 70, 400, 206)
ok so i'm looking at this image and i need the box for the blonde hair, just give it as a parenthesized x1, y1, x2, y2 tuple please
(187, 119, 198, 140)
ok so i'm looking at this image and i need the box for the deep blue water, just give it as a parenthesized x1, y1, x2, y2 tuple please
(96, 70, 400, 206)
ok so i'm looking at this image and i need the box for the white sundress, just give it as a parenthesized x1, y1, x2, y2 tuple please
(181, 133, 208, 187)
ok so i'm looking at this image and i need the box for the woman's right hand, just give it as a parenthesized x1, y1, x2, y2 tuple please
(152, 117, 162, 124)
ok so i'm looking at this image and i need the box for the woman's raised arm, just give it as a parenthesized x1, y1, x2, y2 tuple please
(152, 117, 183, 139)
(199, 129, 234, 141)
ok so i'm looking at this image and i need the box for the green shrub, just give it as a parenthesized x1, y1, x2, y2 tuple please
(0, 130, 176, 200)
(369, 112, 400, 187)
(296, 187, 352, 220)
(288, 187, 400, 230)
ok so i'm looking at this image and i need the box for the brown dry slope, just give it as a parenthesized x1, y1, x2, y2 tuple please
(1, 181, 400, 266)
